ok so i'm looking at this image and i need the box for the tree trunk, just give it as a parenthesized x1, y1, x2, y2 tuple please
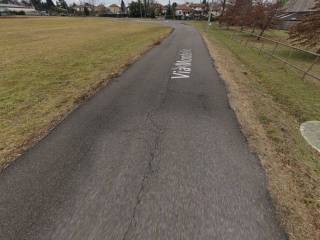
(258, 27, 266, 40)
(258, 7, 278, 40)
(251, 23, 256, 33)
(219, 0, 227, 26)
(258, 16, 272, 40)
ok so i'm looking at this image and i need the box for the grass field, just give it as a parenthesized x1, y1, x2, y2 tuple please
(0, 17, 171, 168)
(231, 28, 320, 79)
(193, 22, 320, 240)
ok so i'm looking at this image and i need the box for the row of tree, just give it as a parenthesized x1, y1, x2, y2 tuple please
(28, 0, 168, 17)
(217, 0, 320, 52)
(29, 0, 127, 16)
(128, 0, 177, 18)
(218, 0, 283, 37)
(30, 0, 69, 14)
(129, 1, 154, 18)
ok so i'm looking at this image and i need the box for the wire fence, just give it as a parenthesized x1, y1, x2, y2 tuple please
(227, 29, 320, 82)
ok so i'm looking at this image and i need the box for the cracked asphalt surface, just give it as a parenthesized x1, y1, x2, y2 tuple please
(0, 22, 287, 240)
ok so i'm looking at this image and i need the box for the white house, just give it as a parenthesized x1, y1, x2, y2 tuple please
(0, 3, 38, 15)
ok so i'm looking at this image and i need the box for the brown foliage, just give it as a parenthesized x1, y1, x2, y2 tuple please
(220, 0, 252, 26)
(289, 0, 320, 52)
(219, 0, 281, 37)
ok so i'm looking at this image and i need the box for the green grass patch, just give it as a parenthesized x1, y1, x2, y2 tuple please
(194, 22, 320, 172)
(195, 22, 320, 123)
(0, 17, 171, 167)
(193, 21, 320, 239)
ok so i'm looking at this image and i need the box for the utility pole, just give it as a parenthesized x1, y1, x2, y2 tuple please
(139, 0, 142, 18)
(207, 0, 214, 31)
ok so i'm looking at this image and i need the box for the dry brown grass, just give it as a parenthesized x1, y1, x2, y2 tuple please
(198, 28, 320, 240)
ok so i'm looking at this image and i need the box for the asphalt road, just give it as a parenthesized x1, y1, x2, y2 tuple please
(0, 22, 287, 240)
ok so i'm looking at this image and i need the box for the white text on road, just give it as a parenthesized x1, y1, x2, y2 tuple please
(171, 49, 192, 79)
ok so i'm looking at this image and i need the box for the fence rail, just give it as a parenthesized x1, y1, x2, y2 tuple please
(227, 29, 320, 81)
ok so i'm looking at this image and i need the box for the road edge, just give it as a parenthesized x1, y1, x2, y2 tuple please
(0, 27, 174, 172)
(199, 31, 317, 240)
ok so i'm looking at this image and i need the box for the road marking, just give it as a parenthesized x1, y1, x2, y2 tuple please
(171, 49, 192, 79)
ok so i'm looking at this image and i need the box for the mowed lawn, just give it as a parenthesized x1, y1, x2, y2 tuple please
(0, 17, 171, 168)
(193, 22, 320, 240)
(196, 22, 320, 127)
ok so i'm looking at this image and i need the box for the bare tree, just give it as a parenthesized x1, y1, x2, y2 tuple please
(219, 0, 252, 28)
(256, 1, 281, 39)
(289, 0, 320, 52)
(219, 0, 227, 25)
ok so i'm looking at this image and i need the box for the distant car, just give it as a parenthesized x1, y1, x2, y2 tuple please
(40, 11, 49, 16)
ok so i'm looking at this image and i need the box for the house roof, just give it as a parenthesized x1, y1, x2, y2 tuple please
(95, 4, 107, 9)
(176, 4, 191, 11)
(284, 0, 316, 13)
(153, 3, 163, 8)
(189, 3, 206, 8)
(109, 4, 120, 8)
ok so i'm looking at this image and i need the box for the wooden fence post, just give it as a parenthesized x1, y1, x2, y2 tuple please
(270, 43, 279, 57)
(302, 56, 319, 80)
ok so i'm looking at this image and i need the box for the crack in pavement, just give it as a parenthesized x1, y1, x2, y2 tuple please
(121, 111, 163, 240)
(121, 55, 173, 240)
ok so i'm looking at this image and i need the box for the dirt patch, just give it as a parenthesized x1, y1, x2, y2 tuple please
(202, 33, 320, 240)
